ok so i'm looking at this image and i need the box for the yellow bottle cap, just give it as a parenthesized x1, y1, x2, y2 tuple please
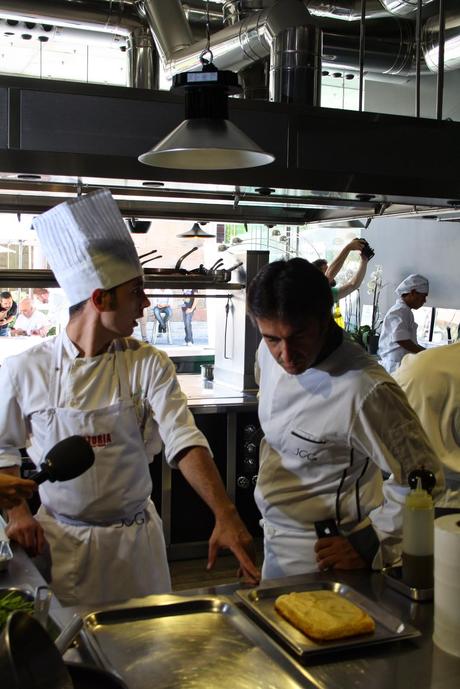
(406, 477, 433, 509)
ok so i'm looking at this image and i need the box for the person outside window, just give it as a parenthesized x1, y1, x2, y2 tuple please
(10, 298, 50, 337)
(0, 291, 18, 336)
(181, 289, 196, 346)
(153, 290, 172, 334)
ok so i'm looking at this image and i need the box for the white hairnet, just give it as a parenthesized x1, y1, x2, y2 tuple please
(395, 274, 429, 296)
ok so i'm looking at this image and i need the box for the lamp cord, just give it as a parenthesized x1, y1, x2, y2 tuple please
(200, 0, 214, 67)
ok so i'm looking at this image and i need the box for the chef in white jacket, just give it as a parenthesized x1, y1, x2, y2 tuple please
(394, 345, 460, 509)
(0, 190, 259, 606)
(247, 258, 443, 580)
(378, 274, 429, 374)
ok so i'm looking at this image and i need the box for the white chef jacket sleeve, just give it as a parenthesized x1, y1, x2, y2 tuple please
(146, 351, 211, 468)
(0, 363, 28, 468)
(391, 309, 413, 341)
(349, 380, 444, 568)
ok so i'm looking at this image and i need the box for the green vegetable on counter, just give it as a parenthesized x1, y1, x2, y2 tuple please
(0, 591, 34, 628)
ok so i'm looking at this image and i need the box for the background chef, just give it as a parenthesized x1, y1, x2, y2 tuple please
(394, 344, 460, 510)
(247, 258, 443, 580)
(0, 189, 259, 606)
(378, 274, 429, 374)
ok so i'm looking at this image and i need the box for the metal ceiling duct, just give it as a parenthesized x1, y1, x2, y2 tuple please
(305, 0, 389, 21)
(377, 0, 436, 18)
(423, 5, 460, 72)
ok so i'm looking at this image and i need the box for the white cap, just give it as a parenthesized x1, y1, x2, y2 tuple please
(33, 190, 142, 306)
(395, 274, 429, 297)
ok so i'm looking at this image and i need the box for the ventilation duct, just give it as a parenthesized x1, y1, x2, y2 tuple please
(377, 0, 436, 18)
(423, 5, 460, 72)
(306, 0, 389, 21)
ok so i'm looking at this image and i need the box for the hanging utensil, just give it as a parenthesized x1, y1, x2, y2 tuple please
(138, 249, 158, 261)
(140, 255, 162, 266)
(144, 246, 199, 275)
(174, 246, 199, 271)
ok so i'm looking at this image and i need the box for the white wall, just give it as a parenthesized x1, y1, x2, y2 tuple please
(361, 217, 460, 313)
(365, 71, 460, 121)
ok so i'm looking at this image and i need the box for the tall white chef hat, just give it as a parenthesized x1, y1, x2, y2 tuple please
(395, 274, 429, 296)
(32, 189, 142, 306)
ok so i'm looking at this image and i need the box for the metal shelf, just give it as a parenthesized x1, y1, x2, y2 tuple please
(0, 269, 245, 291)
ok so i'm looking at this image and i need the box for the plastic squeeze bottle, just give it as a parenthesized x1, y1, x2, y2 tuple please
(402, 477, 434, 589)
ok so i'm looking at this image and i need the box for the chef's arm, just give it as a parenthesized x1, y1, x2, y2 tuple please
(396, 338, 425, 354)
(175, 445, 260, 583)
(350, 382, 444, 569)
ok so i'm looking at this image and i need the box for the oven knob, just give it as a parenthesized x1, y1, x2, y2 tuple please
(244, 424, 257, 438)
(237, 476, 250, 489)
(252, 474, 258, 487)
(243, 457, 257, 471)
(245, 442, 257, 456)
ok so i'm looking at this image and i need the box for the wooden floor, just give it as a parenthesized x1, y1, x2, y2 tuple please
(170, 548, 264, 591)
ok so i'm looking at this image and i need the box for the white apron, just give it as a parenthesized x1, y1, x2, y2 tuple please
(35, 334, 171, 606)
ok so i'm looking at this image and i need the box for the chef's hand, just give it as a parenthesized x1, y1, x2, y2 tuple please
(207, 507, 260, 584)
(5, 507, 47, 557)
(0, 474, 37, 509)
(315, 536, 367, 570)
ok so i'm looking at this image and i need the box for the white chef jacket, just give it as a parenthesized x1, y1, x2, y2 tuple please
(394, 344, 460, 506)
(255, 335, 443, 572)
(0, 331, 210, 470)
(13, 310, 50, 336)
(378, 298, 418, 373)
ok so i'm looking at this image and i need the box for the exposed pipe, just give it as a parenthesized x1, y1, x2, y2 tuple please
(305, 0, 389, 21)
(423, 3, 460, 71)
(223, 1, 276, 26)
(269, 24, 322, 104)
(128, 25, 159, 89)
(436, 0, 446, 119)
(182, 2, 223, 25)
(153, 0, 320, 76)
(377, 0, 436, 18)
(141, 0, 193, 63)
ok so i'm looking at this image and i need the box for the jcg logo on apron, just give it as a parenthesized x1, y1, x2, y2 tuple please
(35, 333, 171, 606)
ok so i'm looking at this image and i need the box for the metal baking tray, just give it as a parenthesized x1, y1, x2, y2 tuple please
(382, 566, 434, 601)
(236, 581, 421, 659)
(80, 594, 309, 689)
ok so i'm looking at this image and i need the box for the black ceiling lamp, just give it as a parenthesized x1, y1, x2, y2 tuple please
(138, 3, 274, 171)
(178, 222, 215, 239)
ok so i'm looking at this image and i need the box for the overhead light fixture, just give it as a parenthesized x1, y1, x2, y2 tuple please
(138, 10, 274, 171)
(178, 222, 215, 239)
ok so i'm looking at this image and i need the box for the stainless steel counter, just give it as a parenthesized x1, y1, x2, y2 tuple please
(177, 373, 258, 412)
(12, 555, 455, 689)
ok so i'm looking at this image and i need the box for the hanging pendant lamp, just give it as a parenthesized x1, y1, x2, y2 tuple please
(138, 62, 274, 170)
(178, 222, 215, 238)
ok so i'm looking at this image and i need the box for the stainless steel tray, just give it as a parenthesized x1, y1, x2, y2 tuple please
(236, 581, 421, 659)
(80, 594, 310, 689)
(382, 566, 434, 602)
